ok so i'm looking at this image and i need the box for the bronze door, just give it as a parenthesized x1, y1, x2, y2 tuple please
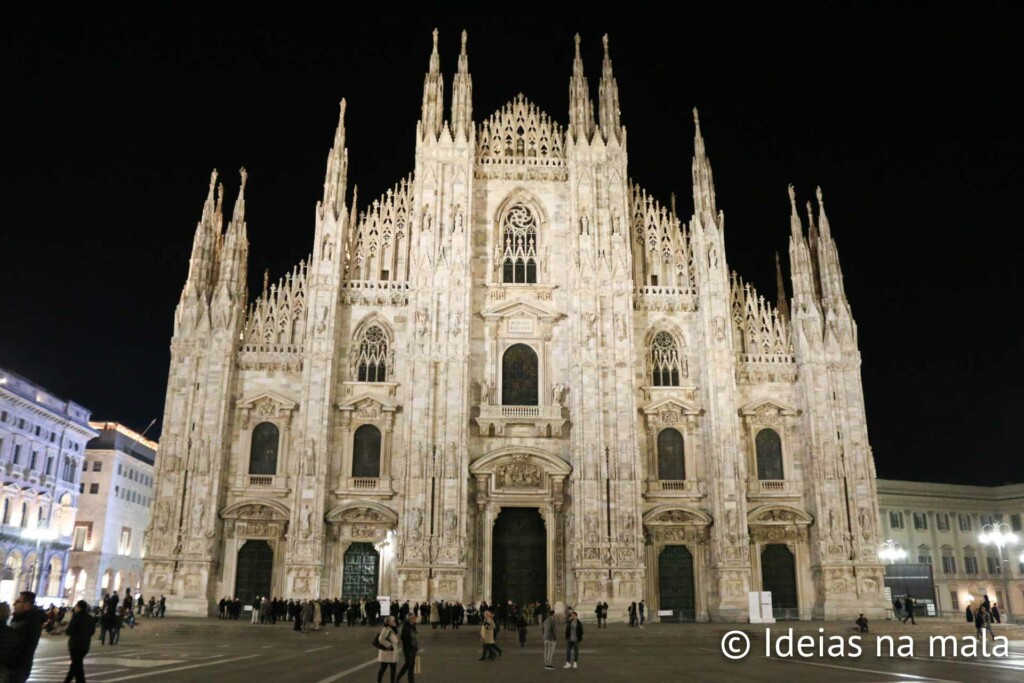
(235, 540, 273, 604)
(492, 507, 546, 606)
(342, 542, 380, 600)
(761, 544, 798, 612)
(658, 545, 696, 621)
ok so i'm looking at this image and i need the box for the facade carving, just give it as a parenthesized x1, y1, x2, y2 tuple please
(144, 31, 888, 621)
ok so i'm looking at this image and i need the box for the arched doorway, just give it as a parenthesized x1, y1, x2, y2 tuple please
(761, 544, 798, 617)
(342, 542, 379, 600)
(491, 508, 546, 607)
(658, 545, 695, 622)
(235, 540, 273, 605)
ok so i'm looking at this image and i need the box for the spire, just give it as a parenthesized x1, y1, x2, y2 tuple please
(786, 185, 818, 309)
(775, 252, 790, 321)
(184, 170, 223, 300)
(813, 186, 849, 307)
(451, 29, 473, 141)
(692, 108, 717, 218)
(215, 167, 250, 311)
(598, 34, 621, 143)
(420, 28, 445, 141)
(321, 99, 349, 221)
(568, 34, 595, 142)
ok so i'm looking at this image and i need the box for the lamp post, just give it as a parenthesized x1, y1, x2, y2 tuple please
(979, 522, 1019, 619)
(21, 527, 60, 597)
(878, 539, 907, 564)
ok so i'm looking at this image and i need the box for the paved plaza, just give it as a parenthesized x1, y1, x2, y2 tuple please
(22, 618, 1024, 682)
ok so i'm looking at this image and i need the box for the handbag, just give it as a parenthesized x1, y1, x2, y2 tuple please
(414, 654, 421, 674)
(372, 632, 391, 650)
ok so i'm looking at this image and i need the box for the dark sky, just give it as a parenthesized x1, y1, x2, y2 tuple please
(3, 9, 1021, 485)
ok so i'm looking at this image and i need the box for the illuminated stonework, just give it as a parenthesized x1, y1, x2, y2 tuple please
(144, 30, 887, 621)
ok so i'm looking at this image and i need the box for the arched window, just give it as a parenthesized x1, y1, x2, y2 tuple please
(650, 331, 682, 386)
(0, 499, 8, 525)
(352, 425, 381, 478)
(356, 324, 389, 382)
(501, 204, 538, 284)
(249, 422, 280, 475)
(20, 503, 28, 528)
(657, 428, 685, 480)
(502, 344, 539, 406)
(755, 428, 784, 480)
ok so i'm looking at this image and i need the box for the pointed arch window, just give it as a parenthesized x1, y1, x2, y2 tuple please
(249, 422, 279, 475)
(650, 331, 683, 386)
(356, 325, 389, 382)
(755, 428, 784, 480)
(352, 425, 382, 478)
(657, 428, 685, 480)
(501, 203, 538, 284)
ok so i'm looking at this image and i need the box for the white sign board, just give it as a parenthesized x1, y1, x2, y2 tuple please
(760, 591, 776, 624)
(378, 595, 391, 617)
(657, 609, 673, 616)
(749, 591, 763, 623)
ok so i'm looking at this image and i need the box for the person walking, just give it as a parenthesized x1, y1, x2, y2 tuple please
(563, 611, 583, 669)
(542, 611, 557, 670)
(517, 614, 528, 647)
(901, 596, 916, 625)
(478, 610, 499, 660)
(62, 600, 95, 683)
(396, 613, 418, 683)
(638, 599, 646, 628)
(374, 616, 400, 683)
(593, 602, 603, 628)
(8, 592, 46, 683)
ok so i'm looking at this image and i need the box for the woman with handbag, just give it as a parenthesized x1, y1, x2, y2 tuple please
(375, 615, 400, 683)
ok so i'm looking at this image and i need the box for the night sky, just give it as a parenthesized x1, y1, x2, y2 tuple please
(4, 9, 1021, 485)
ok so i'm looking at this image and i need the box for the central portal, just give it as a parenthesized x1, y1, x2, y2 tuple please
(492, 507, 546, 606)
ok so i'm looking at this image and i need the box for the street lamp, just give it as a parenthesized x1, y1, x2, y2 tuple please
(21, 527, 59, 596)
(878, 539, 907, 564)
(979, 522, 1019, 619)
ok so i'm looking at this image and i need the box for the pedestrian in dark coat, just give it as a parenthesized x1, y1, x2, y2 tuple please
(8, 592, 46, 683)
(563, 611, 583, 669)
(63, 601, 95, 683)
(0, 602, 16, 676)
(396, 613, 418, 683)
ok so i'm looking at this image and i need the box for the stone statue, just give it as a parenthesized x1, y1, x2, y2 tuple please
(444, 509, 457, 540)
(191, 499, 205, 533)
(478, 378, 491, 405)
(585, 513, 600, 543)
(415, 307, 429, 338)
(552, 383, 569, 406)
(410, 507, 423, 539)
(154, 500, 171, 533)
(580, 210, 590, 235)
(300, 504, 314, 539)
(422, 206, 432, 232)
(454, 207, 464, 232)
(614, 314, 627, 341)
(584, 311, 597, 341)
(305, 439, 317, 476)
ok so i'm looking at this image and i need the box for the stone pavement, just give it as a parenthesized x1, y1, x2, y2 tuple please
(25, 618, 1024, 682)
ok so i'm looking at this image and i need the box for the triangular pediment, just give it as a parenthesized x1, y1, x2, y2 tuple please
(476, 94, 566, 171)
(337, 393, 398, 415)
(738, 398, 800, 417)
(238, 391, 297, 412)
(480, 297, 561, 323)
(640, 397, 702, 416)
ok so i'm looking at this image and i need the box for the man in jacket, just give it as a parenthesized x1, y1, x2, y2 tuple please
(396, 613, 418, 682)
(63, 600, 95, 683)
(563, 611, 583, 669)
(8, 591, 46, 683)
(542, 612, 557, 669)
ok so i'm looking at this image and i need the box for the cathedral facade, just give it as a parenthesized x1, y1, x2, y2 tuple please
(144, 31, 889, 621)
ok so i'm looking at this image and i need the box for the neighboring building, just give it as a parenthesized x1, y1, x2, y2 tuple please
(70, 422, 157, 604)
(878, 480, 1024, 618)
(0, 366, 94, 605)
(145, 31, 889, 620)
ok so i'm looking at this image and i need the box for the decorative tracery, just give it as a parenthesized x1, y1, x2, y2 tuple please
(501, 204, 538, 284)
(650, 331, 684, 386)
(355, 324, 389, 382)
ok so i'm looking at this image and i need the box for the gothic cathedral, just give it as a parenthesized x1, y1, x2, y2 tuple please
(144, 31, 888, 621)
